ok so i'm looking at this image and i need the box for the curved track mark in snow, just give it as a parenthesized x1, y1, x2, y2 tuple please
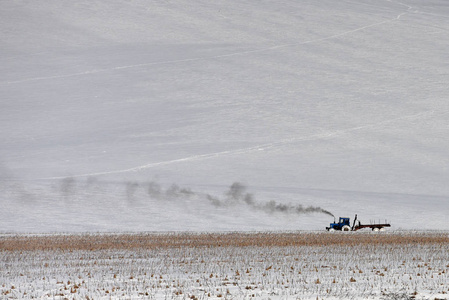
(36, 110, 437, 181)
(3, 1, 413, 85)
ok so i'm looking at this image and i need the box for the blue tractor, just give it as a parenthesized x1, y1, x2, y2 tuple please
(326, 217, 352, 231)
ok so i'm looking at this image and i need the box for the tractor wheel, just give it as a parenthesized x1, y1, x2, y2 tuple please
(342, 225, 351, 231)
(328, 228, 335, 232)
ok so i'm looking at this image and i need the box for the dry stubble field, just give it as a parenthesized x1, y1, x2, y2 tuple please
(1, 232, 449, 299)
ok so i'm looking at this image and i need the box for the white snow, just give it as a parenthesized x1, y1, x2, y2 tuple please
(1, 0, 449, 232)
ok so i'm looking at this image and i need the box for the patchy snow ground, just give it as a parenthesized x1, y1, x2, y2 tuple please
(1, 0, 449, 232)
(1, 232, 449, 300)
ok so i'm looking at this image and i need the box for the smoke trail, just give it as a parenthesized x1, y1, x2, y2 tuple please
(166, 184, 195, 198)
(143, 181, 335, 217)
(146, 182, 195, 200)
(226, 182, 247, 202)
(60, 177, 76, 198)
(125, 181, 139, 201)
(52, 178, 335, 217)
(208, 182, 334, 217)
(147, 181, 162, 199)
(263, 201, 334, 217)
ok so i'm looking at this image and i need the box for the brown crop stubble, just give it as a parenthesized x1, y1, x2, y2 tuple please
(1, 232, 448, 251)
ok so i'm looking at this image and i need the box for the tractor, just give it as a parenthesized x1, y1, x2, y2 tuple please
(326, 217, 352, 231)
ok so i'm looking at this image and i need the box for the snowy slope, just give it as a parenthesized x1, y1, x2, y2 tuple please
(1, 0, 448, 232)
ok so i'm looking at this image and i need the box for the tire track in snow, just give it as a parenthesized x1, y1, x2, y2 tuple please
(35, 110, 438, 180)
(2, 1, 413, 85)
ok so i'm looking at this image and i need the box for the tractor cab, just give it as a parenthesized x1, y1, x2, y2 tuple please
(326, 217, 351, 231)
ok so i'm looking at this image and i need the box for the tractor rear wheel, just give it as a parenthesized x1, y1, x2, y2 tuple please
(342, 225, 351, 231)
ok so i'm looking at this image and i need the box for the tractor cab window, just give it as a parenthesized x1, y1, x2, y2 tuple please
(339, 218, 349, 224)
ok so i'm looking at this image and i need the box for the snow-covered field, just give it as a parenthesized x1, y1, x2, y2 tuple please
(1, 0, 449, 232)
(1, 232, 449, 299)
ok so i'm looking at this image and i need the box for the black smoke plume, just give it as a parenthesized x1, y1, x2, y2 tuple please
(53, 178, 334, 217)
(209, 182, 334, 217)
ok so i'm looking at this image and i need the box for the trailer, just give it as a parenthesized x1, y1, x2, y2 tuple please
(351, 214, 391, 231)
(326, 214, 391, 232)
